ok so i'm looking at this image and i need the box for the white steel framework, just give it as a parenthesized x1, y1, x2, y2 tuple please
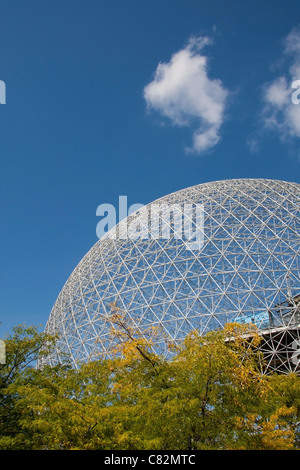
(41, 179, 300, 373)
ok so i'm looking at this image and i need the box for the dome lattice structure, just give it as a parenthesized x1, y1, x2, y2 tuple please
(42, 179, 300, 373)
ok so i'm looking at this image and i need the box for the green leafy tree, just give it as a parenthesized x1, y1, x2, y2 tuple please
(0, 320, 299, 450)
(0, 325, 58, 449)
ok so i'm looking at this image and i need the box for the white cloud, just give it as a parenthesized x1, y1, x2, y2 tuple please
(262, 27, 300, 140)
(246, 136, 260, 154)
(143, 36, 229, 154)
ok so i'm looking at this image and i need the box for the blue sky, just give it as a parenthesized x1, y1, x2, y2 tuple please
(1, 0, 300, 337)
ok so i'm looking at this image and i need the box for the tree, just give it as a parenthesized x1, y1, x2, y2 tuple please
(101, 315, 298, 450)
(0, 324, 58, 449)
(0, 320, 299, 450)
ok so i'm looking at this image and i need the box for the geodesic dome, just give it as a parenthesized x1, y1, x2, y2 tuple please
(42, 179, 300, 371)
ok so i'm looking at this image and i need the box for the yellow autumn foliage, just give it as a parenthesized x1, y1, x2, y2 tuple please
(0, 322, 299, 450)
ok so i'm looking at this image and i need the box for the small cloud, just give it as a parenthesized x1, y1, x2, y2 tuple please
(246, 136, 260, 154)
(264, 77, 290, 109)
(262, 27, 300, 141)
(284, 27, 300, 59)
(143, 35, 229, 155)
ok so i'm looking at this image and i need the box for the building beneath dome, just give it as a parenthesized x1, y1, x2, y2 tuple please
(40, 179, 300, 374)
